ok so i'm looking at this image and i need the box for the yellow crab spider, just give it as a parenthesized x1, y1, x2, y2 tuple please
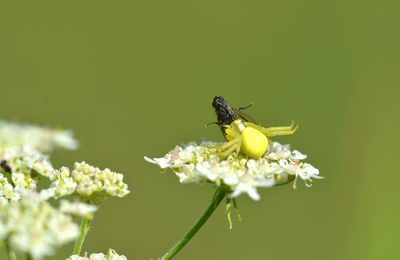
(212, 96, 298, 159)
(216, 119, 298, 159)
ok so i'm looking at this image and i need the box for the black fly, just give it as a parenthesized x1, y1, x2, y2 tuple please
(212, 96, 239, 126)
(211, 96, 256, 139)
(0, 160, 12, 174)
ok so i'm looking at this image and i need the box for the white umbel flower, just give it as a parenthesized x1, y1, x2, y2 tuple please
(146, 141, 321, 200)
(0, 160, 130, 203)
(0, 154, 54, 203)
(60, 200, 97, 220)
(70, 162, 130, 198)
(0, 195, 79, 259)
(0, 120, 78, 153)
(67, 248, 128, 260)
(49, 167, 78, 198)
(279, 160, 322, 188)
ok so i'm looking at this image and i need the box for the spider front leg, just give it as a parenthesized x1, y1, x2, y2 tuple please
(215, 137, 241, 158)
(245, 121, 299, 137)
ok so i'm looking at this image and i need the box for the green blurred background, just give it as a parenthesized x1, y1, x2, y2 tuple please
(0, 0, 399, 259)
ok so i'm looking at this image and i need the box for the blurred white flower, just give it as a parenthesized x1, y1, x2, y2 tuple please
(12, 172, 36, 190)
(0, 197, 8, 205)
(60, 200, 97, 220)
(52, 129, 79, 150)
(0, 195, 80, 259)
(0, 154, 54, 203)
(6, 152, 54, 178)
(0, 160, 130, 203)
(0, 120, 78, 154)
(0, 173, 28, 202)
(0, 119, 131, 259)
(146, 141, 321, 200)
(49, 167, 78, 198)
(67, 248, 128, 260)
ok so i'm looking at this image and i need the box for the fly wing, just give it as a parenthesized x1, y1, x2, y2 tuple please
(233, 108, 257, 124)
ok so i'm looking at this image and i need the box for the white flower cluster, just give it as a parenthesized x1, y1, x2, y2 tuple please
(0, 160, 130, 203)
(0, 154, 57, 202)
(0, 195, 80, 259)
(45, 162, 130, 198)
(145, 141, 321, 200)
(60, 200, 98, 220)
(67, 249, 128, 260)
(71, 162, 130, 198)
(0, 159, 129, 204)
(0, 120, 78, 154)
(0, 120, 131, 258)
(0, 120, 78, 203)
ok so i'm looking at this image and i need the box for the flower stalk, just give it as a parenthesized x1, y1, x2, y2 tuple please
(4, 240, 17, 260)
(161, 187, 228, 260)
(73, 217, 92, 256)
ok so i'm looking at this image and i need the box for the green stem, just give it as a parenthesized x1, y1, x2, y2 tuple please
(4, 240, 16, 260)
(72, 217, 92, 255)
(161, 187, 228, 260)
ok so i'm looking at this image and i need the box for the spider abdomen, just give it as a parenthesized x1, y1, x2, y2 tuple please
(241, 127, 269, 159)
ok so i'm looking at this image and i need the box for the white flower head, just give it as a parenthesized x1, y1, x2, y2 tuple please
(0, 120, 78, 154)
(49, 167, 78, 198)
(279, 160, 322, 188)
(0, 195, 79, 259)
(0, 154, 55, 203)
(0, 160, 131, 203)
(67, 249, 128, 260)
(146, 141, 321, 200)
(60, 200, 97, 220)
(69, 162, 130, 198)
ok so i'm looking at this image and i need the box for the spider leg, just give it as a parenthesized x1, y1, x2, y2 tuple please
(266, 120, 295, 130)
(217, 138, 241, 158)
(214, 121, 243, 158)
(245, 121, 295, 131)
(216, 138, 239, 150)
(213, 131, 240, 151)
(265, 124, 298, 137)
(245, 121, 299, 137)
